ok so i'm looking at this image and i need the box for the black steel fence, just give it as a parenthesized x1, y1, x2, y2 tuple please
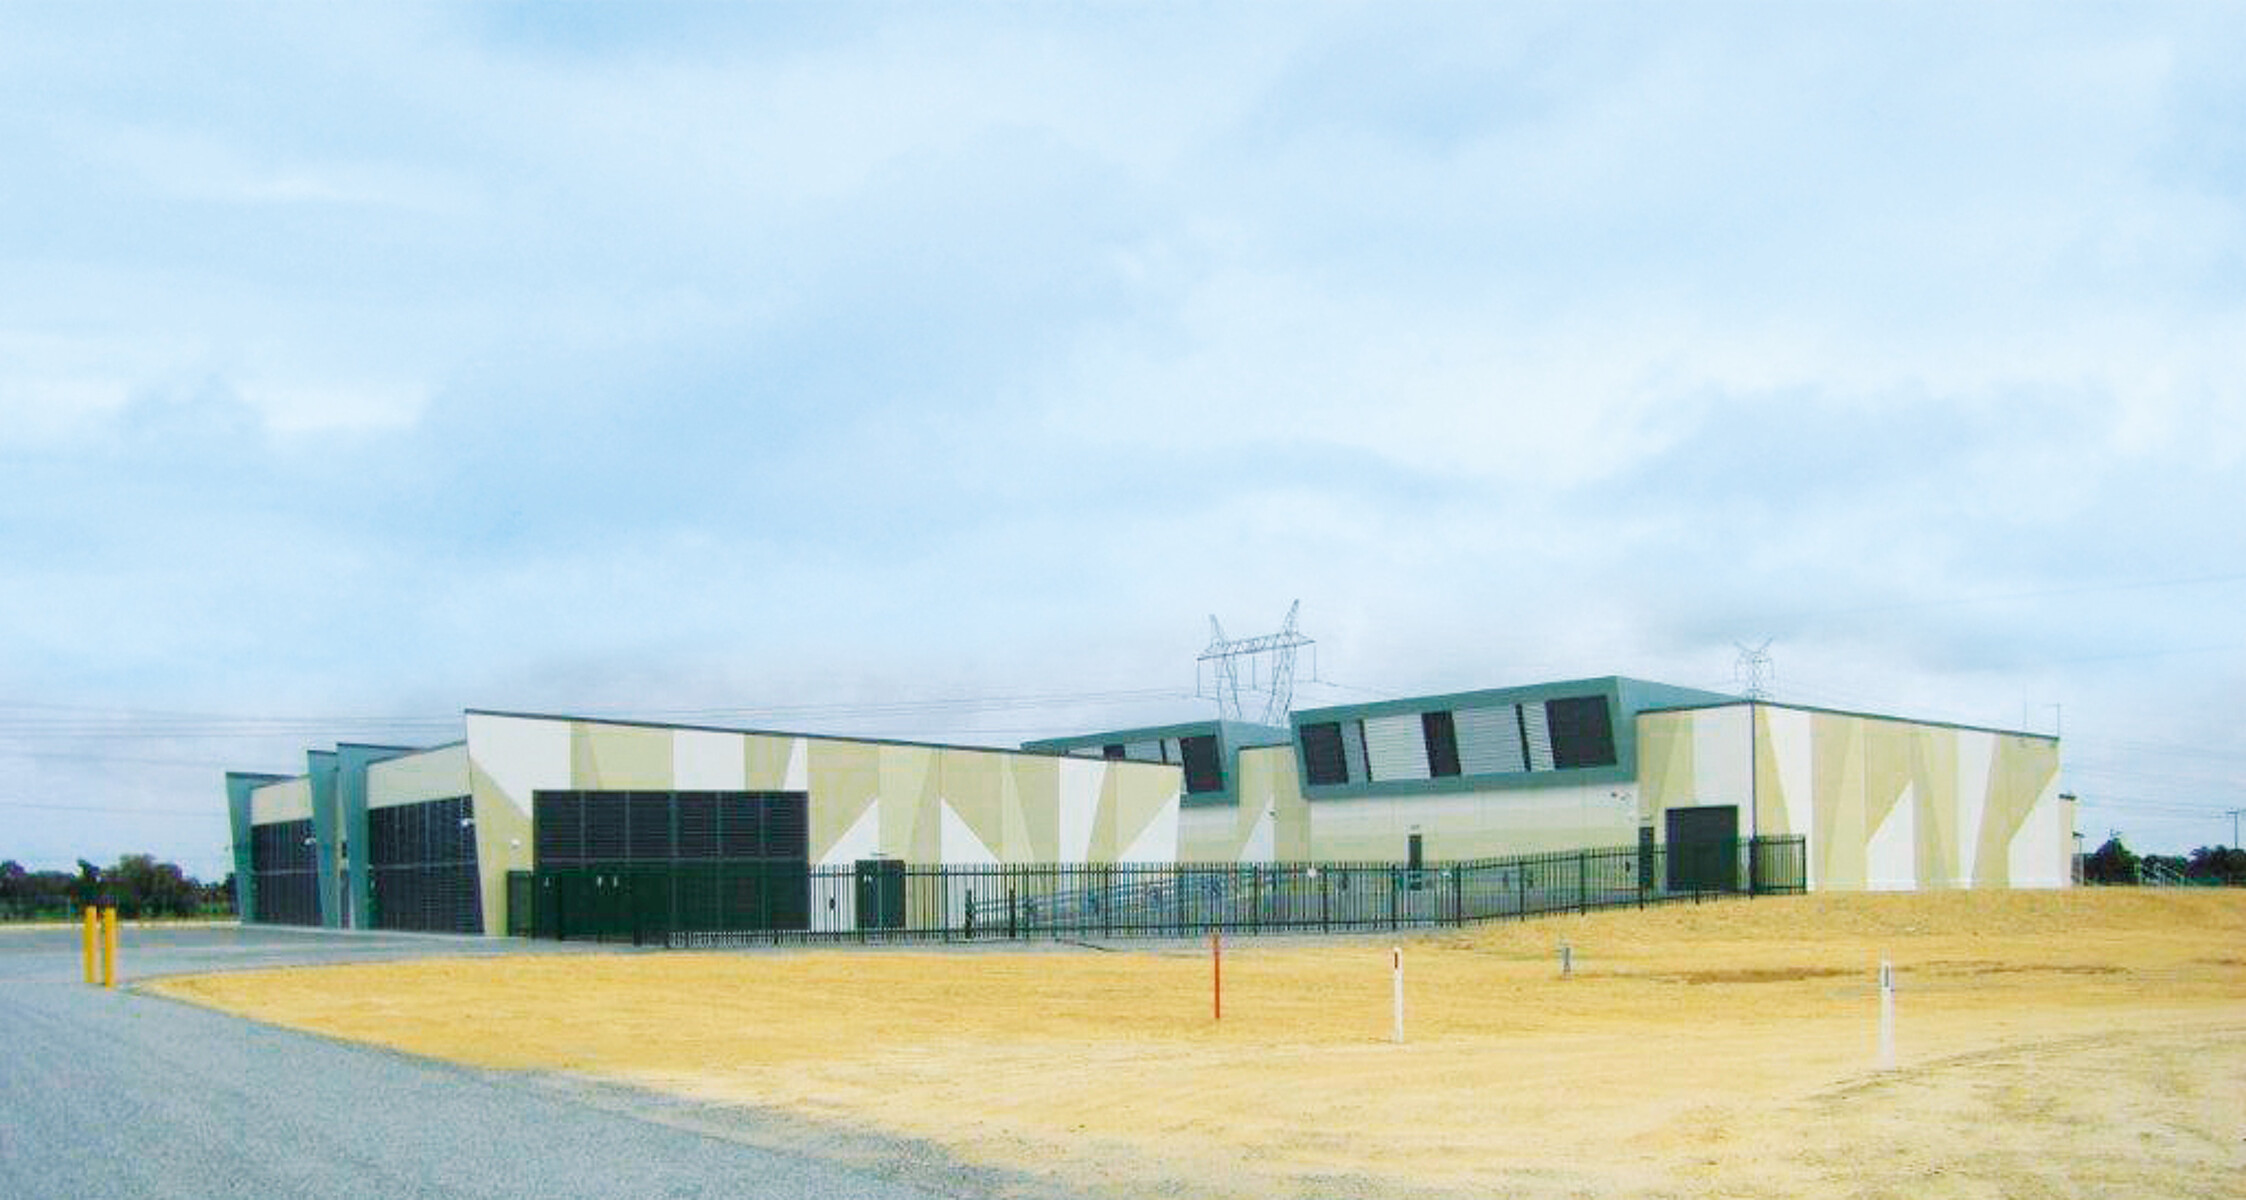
(507, 836, 1804, 946)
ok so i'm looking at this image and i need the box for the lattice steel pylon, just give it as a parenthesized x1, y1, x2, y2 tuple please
(1197, 601, 1316, 726)
(1733, 639, 1775, 700)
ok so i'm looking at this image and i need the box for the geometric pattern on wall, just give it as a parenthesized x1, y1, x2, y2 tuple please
(1644, 704, 2065, 893)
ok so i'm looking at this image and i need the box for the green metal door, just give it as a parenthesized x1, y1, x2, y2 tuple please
(1665, 806, 1739, 893)
(855, 859, 905, 930)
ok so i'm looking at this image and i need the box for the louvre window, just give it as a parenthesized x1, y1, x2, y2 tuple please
(1179, 734, 1224, 794)
(1422, 711, 1461, 777)
(1545, 695, 1617, 768)
(1299, 722, 1349, 785)
(1341, 720, 1370, 783)
(1521, 703, 1556, 771)
(1455, 705, 1526, 774)
(1364, 714, 1431, 781)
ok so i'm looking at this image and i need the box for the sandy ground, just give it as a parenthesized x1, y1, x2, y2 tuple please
(153, 890, 2246, 1199)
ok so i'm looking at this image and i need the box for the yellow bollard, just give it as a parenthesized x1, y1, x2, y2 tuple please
(101, 906, 119, 988)
(82, 906, 98, 985)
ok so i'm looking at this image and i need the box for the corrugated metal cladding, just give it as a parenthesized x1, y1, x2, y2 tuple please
(1522, 703, 1556, 771)
(1341, 720, 1370, 783)
(1363, 713, 1431, 782)
(1124, 741, 1163, 762)
(1454, 705, 1527, 775)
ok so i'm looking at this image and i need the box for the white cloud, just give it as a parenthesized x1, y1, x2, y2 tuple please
(0, 2, 2240, 865)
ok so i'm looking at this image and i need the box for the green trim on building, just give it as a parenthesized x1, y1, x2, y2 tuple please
(335, 743, 417, 931)
(224, 772, 285, 921)
(1022, 719, 1289, 808)
(1637, 697, 2061, 744)
(1290, 676, 1736, 803)
(306, 750, 340, 929)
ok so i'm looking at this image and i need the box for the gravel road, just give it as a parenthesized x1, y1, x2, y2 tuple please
(0, 924, 1065, 1200)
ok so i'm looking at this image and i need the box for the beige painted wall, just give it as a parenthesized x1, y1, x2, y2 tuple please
(463, 714, 1184, 934)
(249, 777, 312, 825)
(1178, 746, 1309, 863)
(1305, 782, 1639, 863)
(366, 744, 470, 809)
(1638, 704, 2068, 891)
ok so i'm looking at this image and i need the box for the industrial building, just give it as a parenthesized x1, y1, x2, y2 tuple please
(226, 677, 2071, 935)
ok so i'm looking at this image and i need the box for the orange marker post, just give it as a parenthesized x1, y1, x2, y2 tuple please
(1211, 929, 1222, 1022)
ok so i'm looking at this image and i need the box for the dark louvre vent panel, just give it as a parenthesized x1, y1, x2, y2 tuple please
(1299, 722, 1349, 786)
(1546, 696, 1617, 769)
(761, 796, 809, 861)
(583, 792, 629, 860)
(719, 793, 762, 858)
(248, 818, 319, 926)
(1180, 734, 1224, 794)
(627, 791, 672, 860)
(365, 796, 482, 934)
(534, 790, 809, 866)
(676, 792, 721, 859)
(535, 791, 581, 864)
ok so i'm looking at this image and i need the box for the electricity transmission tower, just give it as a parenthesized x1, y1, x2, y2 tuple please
(1198, 601, 1316, 726)
(1733, 639, 1775, 700)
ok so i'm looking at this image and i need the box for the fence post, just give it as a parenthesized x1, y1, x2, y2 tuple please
(1577, 850, 1587, 915)
(1390, 868, 1400, 931)
(1517, 866, 1526, 918)
(1008, 886, 1018, 940)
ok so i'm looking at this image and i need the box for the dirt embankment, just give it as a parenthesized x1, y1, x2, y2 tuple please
(153, 889, 2246, 1200)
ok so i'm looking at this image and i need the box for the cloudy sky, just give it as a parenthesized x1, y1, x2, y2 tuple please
(3, 3, 2240, 877)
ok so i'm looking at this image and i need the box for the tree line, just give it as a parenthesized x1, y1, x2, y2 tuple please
(0, 855, 236, 920)
(2080, 838, 2246, 887)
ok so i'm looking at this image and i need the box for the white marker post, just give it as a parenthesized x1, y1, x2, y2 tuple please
(1877, 959, 1896, 1070)
(1560, 941, 1573, 979)
(1391, 945, 1405, 1044)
